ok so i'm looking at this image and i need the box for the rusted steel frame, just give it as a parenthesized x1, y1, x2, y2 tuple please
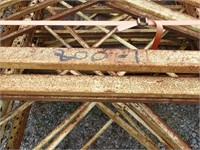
(96, 102, 159, 150)
(0, 0, 100, 42)
(144, 4, 187, 78)
(4, 0, 64, 20)
(144, 6, 187, 50)
(112, 103, 162, 147)
(5, 107, 31, 149)
(85, 14, 129, 31)
(89, 16, 130, 75)
(35, 28, 159, 37)
(43, 25, 82, 77)
(183, 4, 199, 18)
(0, 1, 30, 145)
(35, 29, 183, 39)
(0, 1, 28, 144)
(45, 5, 90, 49)
(44, 25, 71, 48)
(0, 75, 199, 99)
(70, 1, 180, 77)
(119, 102, 173, 148)
(81, 119, 113, 150)
(60, 1, 137, 50)
(45, 15, 121, 137)
(92, 27, 119, 48)
(1, 47, 199, 73)
(44, 36, 181, 44)
(109, 0, 200, 32)
(1, 2, 39, 149)
(0, 101, 13, 144)
(38, 3, 84, 75)
(5, 1, 41, 148)
(104, 1, 199, 39)
(33, 102, 92, 150)
(50, 0, 100, 20)
(45, 5, 90, 76)
(45, 102, 96, 150)
(1, 1, 29, 46)
(115, 103, 172, 149)
(182, 3, 199, 49)
(0, 0, 23, 9)
(2, 95, 198, 104)
(177, 0, 200, 8)
(143, 30, 178, 78)
(6, 20, 200, 26)
(63, 2, 193, 148)
(127, 103, 191, 150)
(55, 5, 118, 14)
(0, 101, 33, 126)
(45, 5, 183, 14)
(46, 37, 182, 47)
(73, 13, 98, 30)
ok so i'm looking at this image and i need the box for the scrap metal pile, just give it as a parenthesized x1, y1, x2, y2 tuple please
(0, 0, 199, 149)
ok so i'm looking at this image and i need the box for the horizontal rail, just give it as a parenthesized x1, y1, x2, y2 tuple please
(0, 20, 199, 27)
(0, 47, 199, 73)
(0, 75, 199, 99)
(2, 95, 199, 104)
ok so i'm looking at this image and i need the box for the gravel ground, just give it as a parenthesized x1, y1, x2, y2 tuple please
(14, 102, 199, 149)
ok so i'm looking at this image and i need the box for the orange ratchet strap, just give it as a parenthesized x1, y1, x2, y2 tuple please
(135, 18, 164, 49)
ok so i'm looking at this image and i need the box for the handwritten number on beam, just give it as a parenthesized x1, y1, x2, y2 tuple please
(54, 49, 88, 62)
(91, 51, 108, 61)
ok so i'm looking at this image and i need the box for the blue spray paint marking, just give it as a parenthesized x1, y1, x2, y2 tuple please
(118, 54, 128, 58)
(135, 50, 140, 64)
(54, 49, 74, 61)
(54, 49, 88, 62)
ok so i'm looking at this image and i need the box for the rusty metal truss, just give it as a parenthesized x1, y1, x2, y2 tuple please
(0, 0, 199, 149)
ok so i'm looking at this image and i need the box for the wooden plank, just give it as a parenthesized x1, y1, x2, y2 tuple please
(0, 47, 199, 73)
(0, 75, 199, 99)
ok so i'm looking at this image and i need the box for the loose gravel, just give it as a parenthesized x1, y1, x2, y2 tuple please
(15, 102, 199, 149)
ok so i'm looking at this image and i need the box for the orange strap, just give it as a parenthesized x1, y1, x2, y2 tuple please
(120, 18, 164, 49)
(151, 20, 164, 50)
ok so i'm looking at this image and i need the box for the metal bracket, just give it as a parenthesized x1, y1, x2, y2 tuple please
(137, 18, 149, 26)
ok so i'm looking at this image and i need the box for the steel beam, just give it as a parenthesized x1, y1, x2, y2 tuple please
(0, 47, 199, 73)
(0, 0, 23, 9)
(0, 75, 199, 99)
(0, 0, 100, 42)
(1, 95, 198, 104)
(105, 0, 200, 39)
(177, 0, 200, 8)
(3, 0, 63, 20)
